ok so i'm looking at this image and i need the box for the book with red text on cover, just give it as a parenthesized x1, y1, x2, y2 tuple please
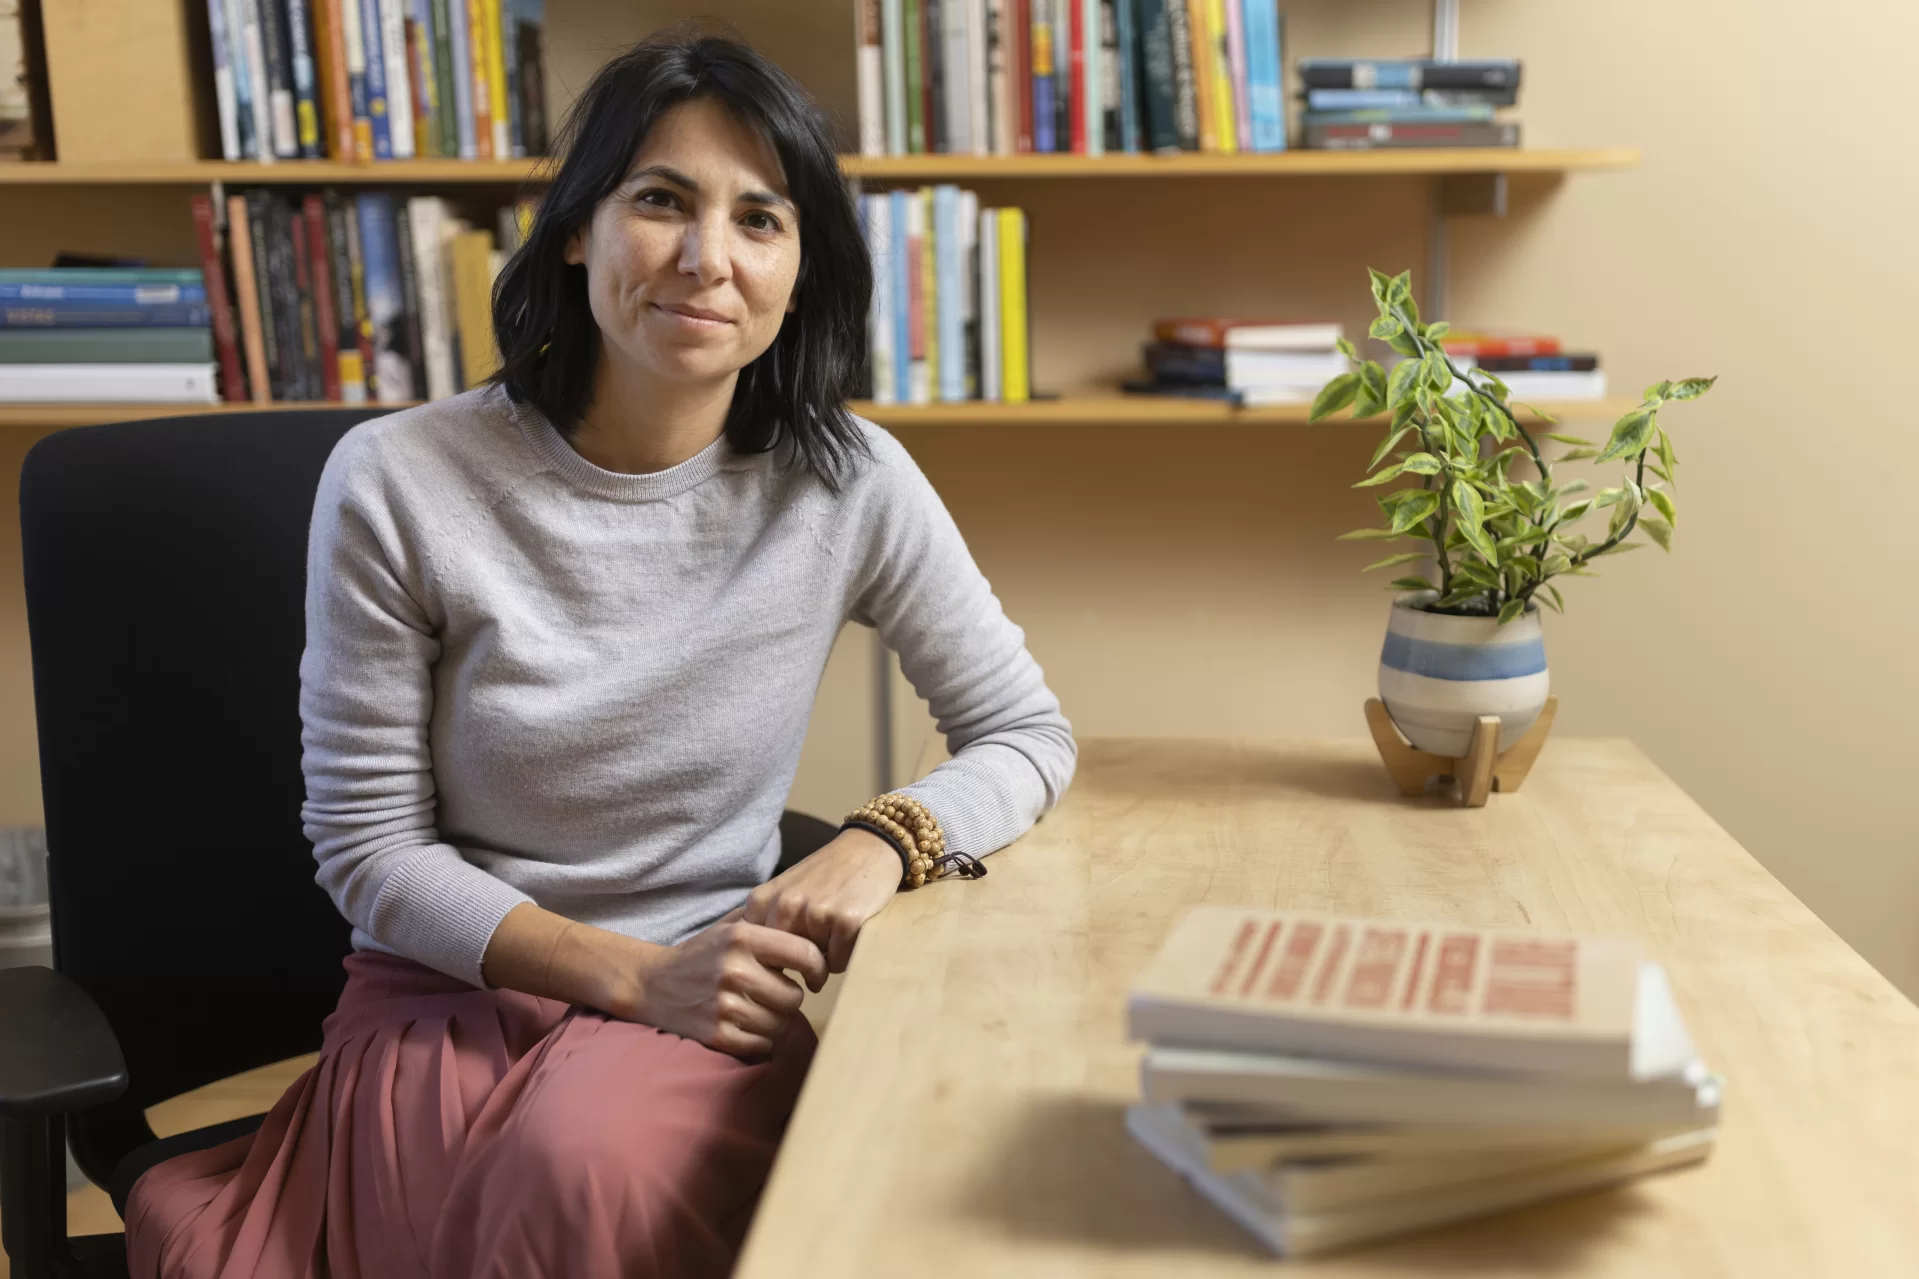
(1128, 906, 1654, 1079)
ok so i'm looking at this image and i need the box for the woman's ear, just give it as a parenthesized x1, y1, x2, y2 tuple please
(563, 226, 587, 267)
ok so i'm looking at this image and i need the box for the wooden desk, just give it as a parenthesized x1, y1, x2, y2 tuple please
(736, 739, 1919, 1276)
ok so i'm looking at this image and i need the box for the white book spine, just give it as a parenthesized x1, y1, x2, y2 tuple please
(882, 0, 907, 154)
(406, 198, 458, 401)
(957, 189, 978, 397)
(206, 0, 241, 160)
(942, 1, 970, 154)
(978, 207, 1001, 402)
(857, 0, 884, 156)
(967, 0, 990, 155)
(240, 1, 276, 164)
(379, 0, 416, 158)
(905, 193, 928, 405)
(987, 0, 1013, 155)
(1082, 0, 1102, 154)
(864, 195, 897, 404)
(0, 364, 219, 403)
(934, 186, 963, 402)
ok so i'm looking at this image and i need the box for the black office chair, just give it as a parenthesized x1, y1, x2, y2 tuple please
(0, 409, 838, 1279)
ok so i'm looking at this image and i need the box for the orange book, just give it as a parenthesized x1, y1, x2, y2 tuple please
(224, 195, 272, 404)
(310, 0, 356, 160)
(1185, 0, 1217, 151)
(1129, 906, 1649, 1079)
(467, 0, 494, 158)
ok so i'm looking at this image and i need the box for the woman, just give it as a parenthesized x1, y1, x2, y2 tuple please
(126, 30, 1074, 1279)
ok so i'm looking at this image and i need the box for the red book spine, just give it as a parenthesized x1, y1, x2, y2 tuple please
(1442, 337, 1564, 358)
(1068, 0, 1086, 153)
(302, 196, 344, 401)
(1013, 0, 1032, 153)
(189, 194, 249, 403)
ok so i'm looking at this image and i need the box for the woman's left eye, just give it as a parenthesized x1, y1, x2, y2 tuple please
(742, 210, 783, 233)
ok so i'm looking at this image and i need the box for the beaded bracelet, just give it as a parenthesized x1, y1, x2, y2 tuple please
(842, 793, 987, 889)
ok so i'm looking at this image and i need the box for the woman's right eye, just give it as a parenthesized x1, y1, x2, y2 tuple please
(636, 189, 678, 210)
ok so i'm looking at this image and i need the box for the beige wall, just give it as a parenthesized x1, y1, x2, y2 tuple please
(0, 0, 1913, 998)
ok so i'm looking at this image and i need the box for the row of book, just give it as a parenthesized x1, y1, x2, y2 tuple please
(1126, 906, 1720, 1255)
(0, 268, 218, 402)
(1440, 331, 1606, 400)
(1299, 58, 1522, 151)
(853, 0, 1289, 158)
(859, 187, 1033, 405)
(1125, 315, 1345, 405)
(205, 0, 548, 164)
(189, 189, 527, 404)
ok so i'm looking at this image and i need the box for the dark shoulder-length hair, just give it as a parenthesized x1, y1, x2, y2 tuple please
(491, 28, 872, 489)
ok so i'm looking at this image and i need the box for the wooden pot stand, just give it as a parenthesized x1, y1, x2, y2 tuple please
(1364, 697, 1559, 807)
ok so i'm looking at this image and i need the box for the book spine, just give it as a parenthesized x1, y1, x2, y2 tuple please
(862, 194, 895, 404)
(934, 185, 960, 402)
(221, 0, 258, 157)
(337, 0, 373, 159)
(1186, 0, 1217, 150)
(376, 0, 415, 156)
(1030, 0, 1053, 151)
(325, 193, 369, 400)
(958, 188, 979, 398)
(903, 0, 923, 152)
(501, 0, 524, 155)
(406, 4, 436, 156)
(1163, 0, 1197, 149)
(483, 0, 511, 157)
(920, 187, 938, 400)
(882, 0, 906, 154)
(289, 209, 325, 398)
(302, 195, 343, 400)
(190, 195, 249, 401)
(0, 284, 207, 304)
(446, 0, 475, 156)
(0, 269, 207, 285)
(0, 329, 218, 363)
(925, 0, 944, 153)
(978, 205, 1000, 401)
(1221, 0, 1247, 150)
(985, 0, 1007, 154)
(464, 0, 492, 156)
(240, 1, 278, 162)
(270, 199, 314, 398)
(312, 0, 357, 158)
(889, 188, 911, 400)
(939, 0, 967, 154)
(1298, 59, 1521, 92)
(226, 195, 272, 401)
(392, 208, 427, 398)
(0, 304, 213, 329)
(1303, 119, 1519, 149)
(1012, 0, 1031, 152)
(904, 190, 926, 402)
(407, 199, 458, 399)
(513, 0, 546, 155)
(1113, 0, 1137, 152)
(997, 207, 1027, 401)
(206, 0, 242, 159)
(1135, 0, 1174, 151)
(857, 0, 884, 156)
(967, 0, 988, 155)
(257, 0, 298, 157)
(286, 0, 323, 157)
(1098, 0, 1120, 153)
(429, 0, 457, 156)
(357, 0, 392, 158)
(357, 193, 415, 402)
(1242, 0, 1283, 151)
(1065, 0, 1083, 153)
(1472, 354, 1598, 372)
(0, 365, 219, 403)
(246, 194, 282, 399)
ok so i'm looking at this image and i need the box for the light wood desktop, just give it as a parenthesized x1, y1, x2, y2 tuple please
(735, 737, 1919, 1277)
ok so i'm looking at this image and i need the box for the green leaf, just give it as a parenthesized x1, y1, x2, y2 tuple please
(1389, 270, 1414, 309)
(1648, 460, 1673, 484)
(1497, 526, 1553, 550)
(1643, 380, 1673, 402)
(1387, 576, 1436, 592)
(1667, 376, 1717, 401)
(1386, 327, 1422, 357)
(1390, 490, 1442, 533)
(1520, 403, 1559, 427)
(1640, 516, 1673, 551)
(1363, 551, 1429, 572)
(1399, 452, 1443, 475)
(1386, 357, 1422, 408)
(1558, 499, 1593, 524)
(1337, 527, 1404, 541)
(1335, 336, 1358, 360)
(1369, 315, 1402, 342)
(1353, 361, 1389, 418)
(1646, 487, 1677, 524)
(1497, 598, 1526, 625)
(1425, 321, 1451, 340)
(1368, 423, 1414, 470)
(1436, 586, 1491, 611)
(1593, 486, 1629, 510)
(1544, 584, 1566, 612)
(1595, 538, 1646, 556)
(1309, 372, 1361, 422)
(1542, 433, 1595, 446)
(1657, 429, 1677, 480)
(1451, 480, 1486, 531)
(1368, 267, 1394, 307)
(1542, 553, 1572, 577)
(1421, 350, 1452, 392)
(1353, 461, 1409, 488)
(1598, 408, 1657, 462)
(1556, 447, 1599, 462)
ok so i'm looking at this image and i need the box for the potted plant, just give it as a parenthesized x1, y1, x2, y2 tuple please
(1310, 269, 1713, 758)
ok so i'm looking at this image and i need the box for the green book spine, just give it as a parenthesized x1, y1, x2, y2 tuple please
(0, 328, 216, 364)
(431, 0, 459, 159)
(0, 268, 205, 285)
(905, 0, 926, 153)
(1135, 0, 1178, 151)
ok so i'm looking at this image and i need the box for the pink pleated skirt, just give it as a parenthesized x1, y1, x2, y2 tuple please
(124, 950, 817, 1279)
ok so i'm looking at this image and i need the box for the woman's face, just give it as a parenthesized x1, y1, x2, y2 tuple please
(566, 98, 801, 391)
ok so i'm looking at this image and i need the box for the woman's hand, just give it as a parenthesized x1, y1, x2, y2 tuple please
(743, 828, 903, 972)
(619, 911, 829, 1058)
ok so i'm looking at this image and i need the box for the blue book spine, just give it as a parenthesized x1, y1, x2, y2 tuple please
(890, 188, 911, 404)
(0, 305, 213, 329)
(0, 284, 209, 304)
(222, 0, 258, 158)
(1033, 2, 1056, 152)
(1243, 0, 1284, 151)
(0, 269, 204, 285)
(1115, 0, 1138, 152)
(1305, 88, 1421, 110)
(447, 0, 476, 158)
(355, 194, 415, 400)
(359, 0, 394, 159)
(501, 0, 524, 156)
(934, 186, 964, 403)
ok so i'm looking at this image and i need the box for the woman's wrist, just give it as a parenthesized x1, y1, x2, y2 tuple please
(482, 902, 666, 1017)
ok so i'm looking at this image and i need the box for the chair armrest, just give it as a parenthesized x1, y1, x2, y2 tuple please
(0, 967, 127, 1119)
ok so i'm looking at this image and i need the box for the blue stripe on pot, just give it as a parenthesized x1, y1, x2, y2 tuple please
(1380, 631, 1548, 682)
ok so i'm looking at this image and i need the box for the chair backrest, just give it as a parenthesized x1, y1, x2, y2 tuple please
(19, 409, 388, 1179)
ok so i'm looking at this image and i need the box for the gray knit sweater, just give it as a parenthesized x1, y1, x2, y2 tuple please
(299, 388, 1076, 988)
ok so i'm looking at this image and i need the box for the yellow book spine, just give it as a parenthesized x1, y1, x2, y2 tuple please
(1186, 0, 1217, 152)
(998, 207, 1028, 403)
(920, 187, 938, 403)
(484, 0, 512, 158)
(1206, 0, 1237, 152)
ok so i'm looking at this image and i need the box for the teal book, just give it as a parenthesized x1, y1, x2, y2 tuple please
(0, 328, 217, 363)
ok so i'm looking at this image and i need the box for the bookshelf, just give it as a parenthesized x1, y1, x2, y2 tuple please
(0, 148, 1638, 186)
(0, 396, 1638, 431)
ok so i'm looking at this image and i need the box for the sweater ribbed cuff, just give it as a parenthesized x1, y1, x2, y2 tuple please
(897, 742, 1050, 860)
(365, 844, 536, 989)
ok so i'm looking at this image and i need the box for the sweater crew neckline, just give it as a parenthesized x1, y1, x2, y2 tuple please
(510, 393, 734, 503)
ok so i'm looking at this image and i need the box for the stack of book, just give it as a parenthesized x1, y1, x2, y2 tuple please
(860, 187, 1032, 405)
(1125, 316, 1346, 406)
(0, 268, 217, 403)
(855, 0, 1288, 158)
(1299, 58, 1521, 151)
(203, 0, 547, 163)
(1441, 330, 1606, 401)
(192, 189, 529, 405)
(1125, 906, 1722, 1257)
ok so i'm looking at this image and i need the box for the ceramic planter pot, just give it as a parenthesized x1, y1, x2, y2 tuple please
(1377, 594, 1550, 758)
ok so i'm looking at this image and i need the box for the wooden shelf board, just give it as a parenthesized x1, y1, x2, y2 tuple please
(0, 396, 1635, 430)
(0, 148, 1638, 186)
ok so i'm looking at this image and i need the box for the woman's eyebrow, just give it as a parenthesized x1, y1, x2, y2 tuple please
(628, 164, 794, 212)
